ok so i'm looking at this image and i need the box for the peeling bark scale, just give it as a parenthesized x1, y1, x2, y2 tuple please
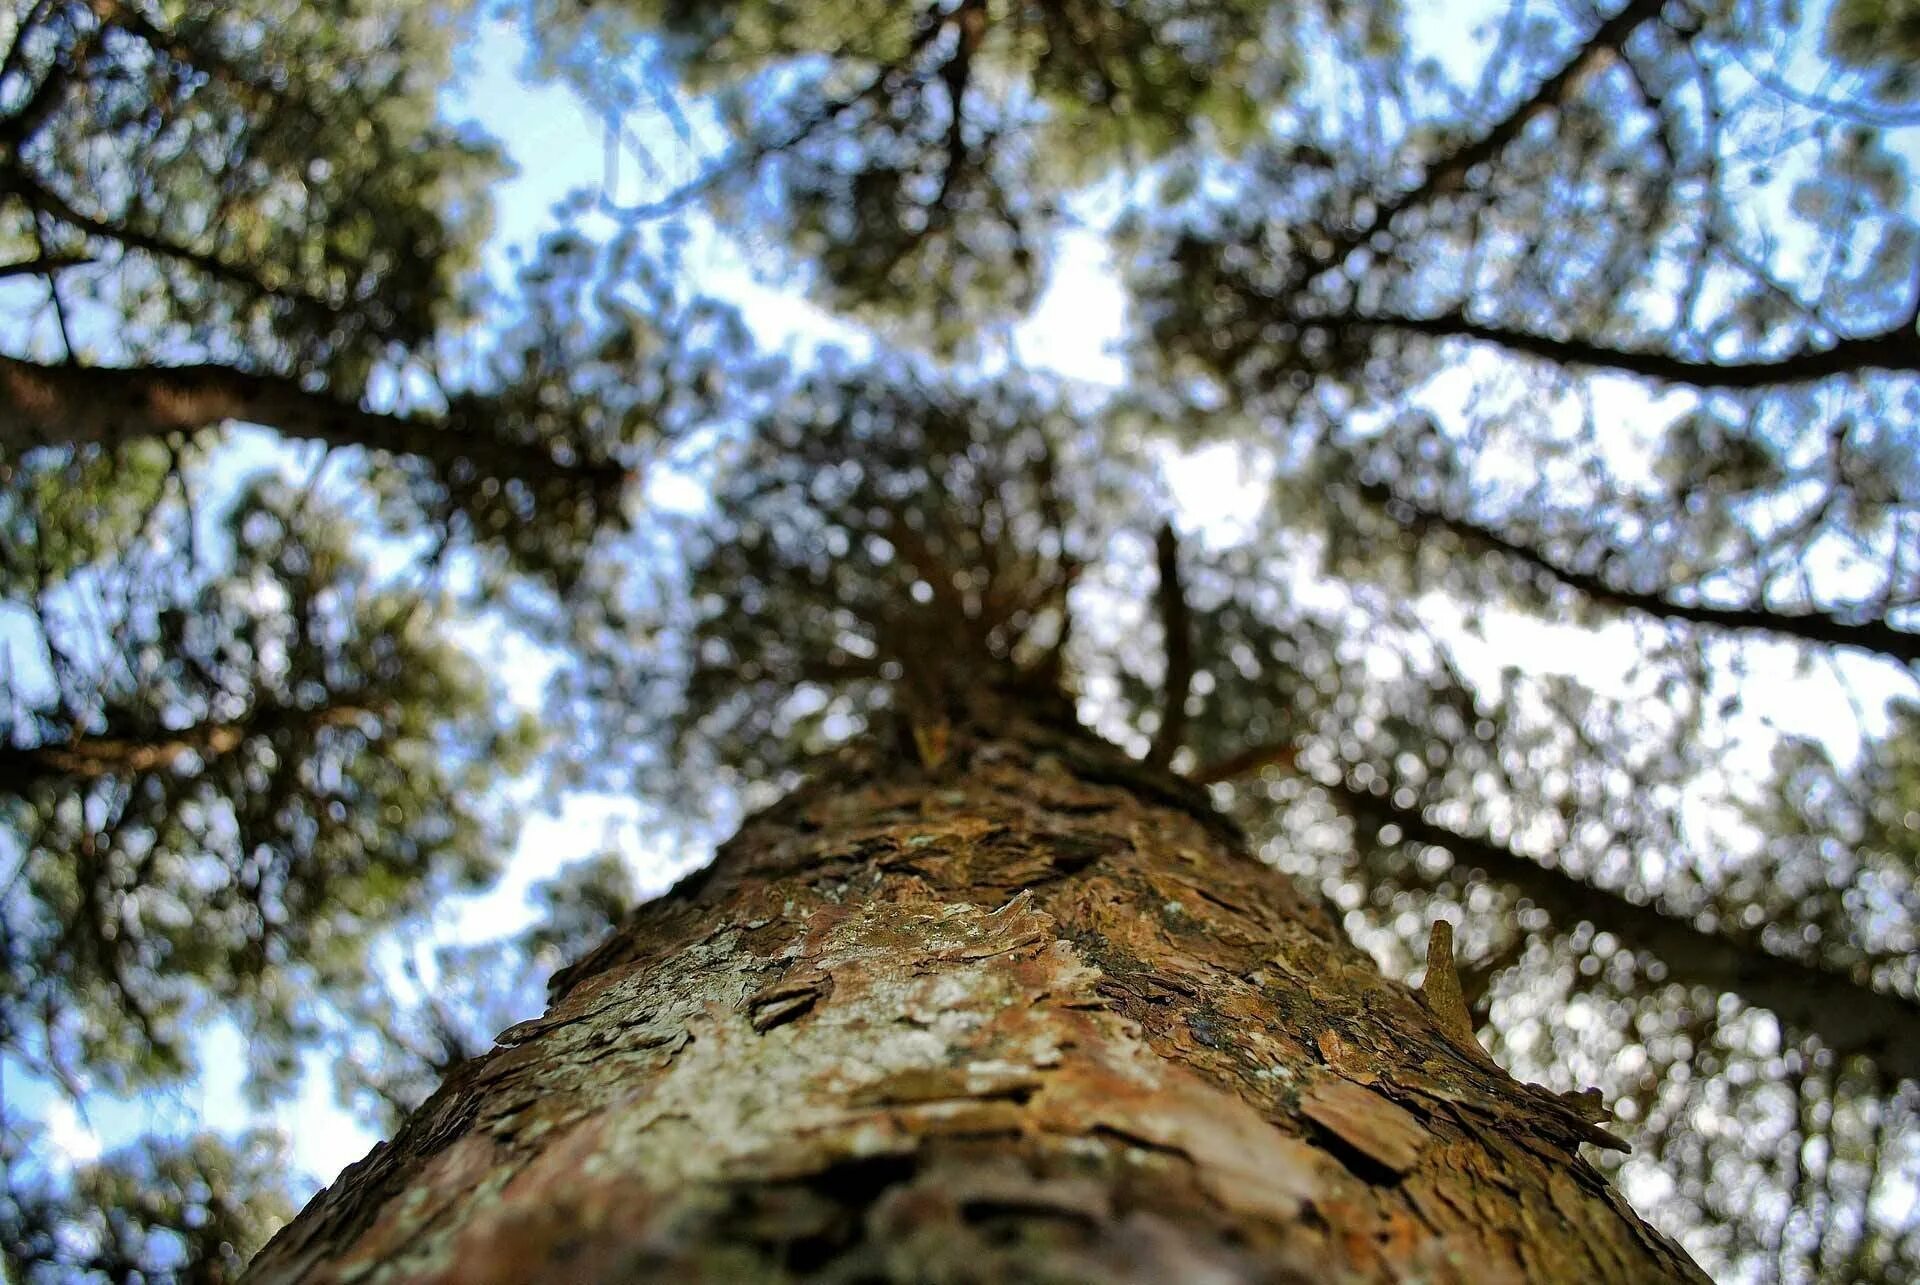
(248, 712, 1706, 1283)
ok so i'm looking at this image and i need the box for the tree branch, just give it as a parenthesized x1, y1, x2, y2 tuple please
(1370, 0, 1669, 234)
(935, 0, 986, 209)
(1306, 0, 1672, 283)
(0, 253, 93, 280)
(1201, 746, 1920, 1081)
(1, 164, 348, 318)
(0, 354, 628, 492)
(1361, 482, 1920, 664)
(0, 701, 376, 794)
(1146, 522, 1192, 769)
(1191, 740, 1297, 786)
(1348, 310, 1920, 388)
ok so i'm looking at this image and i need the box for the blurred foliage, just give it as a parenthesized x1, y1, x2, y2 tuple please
(0, 2, 761, 591)
(0, 437, 177, 589)
(3, 0, 1920, 1281)
(522, 0, 1337, 350)
(583, 362, 1150, 808)
(0, 473, 534, 1096)
(366, 226, 766, 589)
(1, 1123, 294, 1283)
(0, 0, 500, 379)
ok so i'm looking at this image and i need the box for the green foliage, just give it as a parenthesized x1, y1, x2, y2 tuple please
(1, 1124, 294, 1283)
(0, 438, 178, 591)
(0, 3, 733, 595)
(1752, 702, 1920, 986)
(519, 850, 637, 966)
(0, 476, 532, 1095)
(1825, 0, 1920, 99)
(528, 0, 1330, 349)
(0, 0, 502, 380)
(382, 228, 765, 588)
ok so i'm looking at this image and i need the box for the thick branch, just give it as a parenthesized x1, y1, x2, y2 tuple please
(1353, 310, 1920, 388)
(0, 354, 627, 492)
(1202, 750, 1920, 1081)
(1362, 484, 1920, 664)
(1146, 522, 1192, 769)
(0, 701, 375, 793)
(0, 253, 92, 280)
(1371, 0, 1668, 234)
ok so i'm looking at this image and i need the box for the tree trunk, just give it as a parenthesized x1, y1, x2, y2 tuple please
(246, 704, 1705, 1283)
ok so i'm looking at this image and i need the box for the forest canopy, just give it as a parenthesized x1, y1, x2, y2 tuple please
(1, 0, 1916, 1280)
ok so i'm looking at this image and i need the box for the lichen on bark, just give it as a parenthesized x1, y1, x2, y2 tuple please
(247, 711, 1706, 1283)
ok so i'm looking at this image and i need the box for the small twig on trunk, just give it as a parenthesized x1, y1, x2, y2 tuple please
(1189, 739, 1299, 786)
(1146, 522, 1192, 769)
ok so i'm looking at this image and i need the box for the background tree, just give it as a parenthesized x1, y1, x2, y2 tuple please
(0, 464, 534, 1277)
(1107, 2, 1920, 1272)
(0, 0, 758, 586)
(526, 0, 1319, 350)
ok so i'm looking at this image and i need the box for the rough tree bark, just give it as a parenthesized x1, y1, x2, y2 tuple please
(247, 691, 1705, 1282)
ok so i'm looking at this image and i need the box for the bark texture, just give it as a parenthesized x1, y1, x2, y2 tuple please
(248, 711, 1705, 1283)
